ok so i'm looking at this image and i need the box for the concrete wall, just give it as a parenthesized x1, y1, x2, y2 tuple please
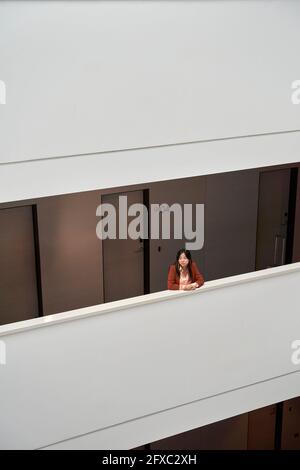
(1, 1, 300, 202)
(0, 264, 300, 449)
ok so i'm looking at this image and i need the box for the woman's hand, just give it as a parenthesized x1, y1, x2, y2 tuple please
(183, 283, 197, 291)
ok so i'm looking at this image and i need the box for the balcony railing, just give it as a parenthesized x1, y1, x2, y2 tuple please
(1, 263, 300, 449)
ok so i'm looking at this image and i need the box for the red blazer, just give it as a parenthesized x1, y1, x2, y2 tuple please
(167, 261, 205, 290)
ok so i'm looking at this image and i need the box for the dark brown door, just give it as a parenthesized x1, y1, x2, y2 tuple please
(256, 169, 291, 270)
(0, 206, 40, 325)
(247, 405, 276, 449)
(102, 191, 145, 302)
(281, 398, 300, 449)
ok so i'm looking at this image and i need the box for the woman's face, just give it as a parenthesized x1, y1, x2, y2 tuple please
(178, 253, 189, 268)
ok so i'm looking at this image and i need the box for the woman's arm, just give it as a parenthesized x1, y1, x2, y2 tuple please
(193, 262, 205, 287)
(167, 265, 180, 290)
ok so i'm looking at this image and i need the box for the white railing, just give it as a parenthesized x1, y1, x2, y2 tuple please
(1, 263, 300, 449)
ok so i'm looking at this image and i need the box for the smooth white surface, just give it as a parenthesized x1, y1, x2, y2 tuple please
(0, 264, 300, 449)
(1, 262, 299, 338)
(1, 0, 300, 203)
(1, 131, 300, 203)
(42, 370, 300, 450)
(1, 0, 300, 449)
(0, 1, 299, 164)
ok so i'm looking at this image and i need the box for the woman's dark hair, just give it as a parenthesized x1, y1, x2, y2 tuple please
(174, 248, 193, 279)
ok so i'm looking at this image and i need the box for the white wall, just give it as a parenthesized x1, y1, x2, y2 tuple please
(0, 264, 300, 449)
(1, 132, 300, 204)
(0, 1, 300, 202)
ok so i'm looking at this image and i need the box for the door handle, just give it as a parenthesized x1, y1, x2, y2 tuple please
(133, 237, 144, 253)
(273, 234, 280, 266)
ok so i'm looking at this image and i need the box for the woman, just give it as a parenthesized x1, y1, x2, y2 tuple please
(167, 248, 205, 291)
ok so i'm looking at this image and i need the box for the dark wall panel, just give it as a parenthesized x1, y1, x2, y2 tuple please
(247, 405, 276, 449)
(293, 167, 300, 262)
(150, 414, 248, 450)
(205, 169, 259, 281)
(0, 206, 39, 325)
(281, 397, 300, 450)
(37, 191, 103, 315)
